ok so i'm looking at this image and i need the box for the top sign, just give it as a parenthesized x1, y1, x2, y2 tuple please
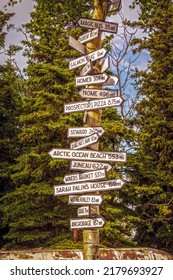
(108, 0, 122, 12)
(77, 18, 118, 34)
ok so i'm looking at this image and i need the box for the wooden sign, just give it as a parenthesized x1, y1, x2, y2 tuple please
(67, 126, 105, 138)
(102, 75, 118, 86)
(69, 195, 103, 205)
(70, 160, 112, 172)
(64, 169, 106, 184)
(77, 17, 118, 34)
(78, 88, 118, 99)
(80, 60, 92, 76)
(75, 73, 109, 87)
(77, 206, 90, 217)
(69, 48, 107, 70)
(54, 179, 124, 196)
(70, 133, 99, 150)
(49, 148, 127, 162)
(68, 35, 86, 54)
(78, 28, 99, 44)
(70, 216, 106, 229)
(64, 97, 123, 113)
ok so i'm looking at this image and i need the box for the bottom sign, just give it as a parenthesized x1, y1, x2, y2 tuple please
(70, 216, 106, 230)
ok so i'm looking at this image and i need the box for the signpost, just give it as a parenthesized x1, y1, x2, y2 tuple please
(70, 160, 112, 172)
(64, 97, 123, 113)
(78, 88, 118, 99)
(54, 179, 124, 196)
(68, 195, 103, 205)
(49, 148, 127, 162)
(75, 73, 109, 87)
(78, 28, 99, 44)
(77, 206, 90, 217)
(108, 0, 122, 12)
(67, 126, 105, 138)
(70, 216, 106, 230)
(68, 36, 86, 55)
(69, 48, 107, 70)
(64, 169, 106, 184)
(77, 17, 118, 34)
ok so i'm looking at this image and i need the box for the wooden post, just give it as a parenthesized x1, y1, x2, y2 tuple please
(83, 0, 108, 260)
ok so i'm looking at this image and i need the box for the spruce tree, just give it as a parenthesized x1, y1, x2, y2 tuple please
(126, 0, 173, 253)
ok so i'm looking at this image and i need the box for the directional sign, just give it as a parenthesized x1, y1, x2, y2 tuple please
(64, 97, 123, 113)
(64, 169, 106, 184)
(77, 17, 118, 34)
(70, 161, 112, 172)
(70, 133, 99, 150)
(101, 57, 110, 73)
(54, 179, 124, 196)
(78, 88, 118, 99)
(78, 28, 99, 44)
(69, 48, 107, 70)
(80, 60, 92, 76)
(75, 73, 109, 87)
(103, 75, 118, 86)
(49, 148, 127, 163)
(70, 216, 106, 230)
(69, 195, 103, 205)
(77, 206, 90, 217)
(68, 36, 86, 55)
(68, 126, 105, 138)
(108, 0, 122, 12)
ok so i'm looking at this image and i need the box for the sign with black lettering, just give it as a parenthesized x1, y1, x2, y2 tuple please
(80, 60, 92, 76)
(64, 97, 123, 113)
(78, 28, 99, 44)
(68, 126, 105, 138)
(70, 133, 99, 150)
(54, 179, 124, 196)
(70, 161, 112, 171)
(69, 194, 103, 205)
(64, 169, 106, 184)
(77, 17, 118, 34)
(77, 206, 90, 217)
(49, 148, 127, 162)
(69, 48, 107, 70)
(75, 73, 109, 87)
(78, 88, 118, 99)
(70, 216, 106, 229)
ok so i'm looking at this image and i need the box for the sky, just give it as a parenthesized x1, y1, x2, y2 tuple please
(0, 0, 149, 70)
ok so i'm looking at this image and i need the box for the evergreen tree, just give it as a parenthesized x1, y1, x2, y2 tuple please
(126, 0, 173, 253)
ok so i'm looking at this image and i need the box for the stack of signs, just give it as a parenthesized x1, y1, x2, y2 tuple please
(49, 14, 126, 230)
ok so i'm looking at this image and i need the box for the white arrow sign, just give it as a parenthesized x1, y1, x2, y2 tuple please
(69, 48, 107, 70)
(70, 133, 99, 150)
(77, 206, 90, 217)
(78, 88, 118, 99)
(70, 161, 112, 172)
(49, 148, 127, 162)
(108, 0, 122, 12)
(68, 126, 105, 138)
(101, 57, 110, 73)
(75, 73, 109, 87)
(64, 169, 106, 184)
(69, 195, 103, 205)
(103, 75, 118, 86)
(64, 97, 122, 113)
(68, 36, 86, 55)
(80, 60, 92, 76)
(77, 17, 118, 34)
(54, 179, 124, 196)
(70, 216, 106, 229)
(78, 28, 99, 44)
